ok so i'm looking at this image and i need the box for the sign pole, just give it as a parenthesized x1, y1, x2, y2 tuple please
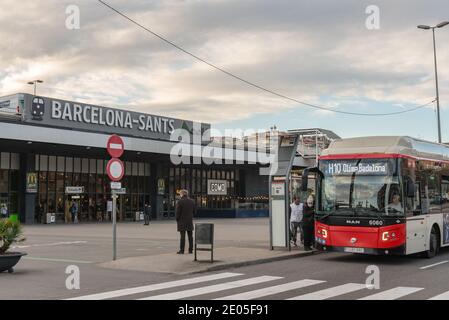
(106, 134, 125, 262)
(112, 192, 117, 261)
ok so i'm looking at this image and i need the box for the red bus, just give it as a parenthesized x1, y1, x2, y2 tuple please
(302, 136, 449, 258)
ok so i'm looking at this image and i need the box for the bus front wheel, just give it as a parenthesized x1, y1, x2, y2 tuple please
(425, 226, 440, 259)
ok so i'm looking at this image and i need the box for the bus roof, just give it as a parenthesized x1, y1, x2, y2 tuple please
(320, 136, 449, 162)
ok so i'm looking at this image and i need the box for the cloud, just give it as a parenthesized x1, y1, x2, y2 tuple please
(0, 0, 448, 126)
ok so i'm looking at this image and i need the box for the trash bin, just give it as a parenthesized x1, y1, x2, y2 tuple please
(194, 223, 214, 262)
(135, 212, 144, 221)
(9, 214, 18, 222)
(46, 213, 55, 224)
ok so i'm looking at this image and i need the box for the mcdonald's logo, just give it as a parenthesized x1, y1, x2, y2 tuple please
(26, 173, 38, 193)
(158, 178, 165, 195)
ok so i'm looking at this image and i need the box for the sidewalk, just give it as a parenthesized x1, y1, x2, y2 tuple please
(22, 218, 317, 275)
(98, 246, 315, 275)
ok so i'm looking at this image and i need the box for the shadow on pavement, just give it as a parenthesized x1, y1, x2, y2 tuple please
(319, 251, 428, 265)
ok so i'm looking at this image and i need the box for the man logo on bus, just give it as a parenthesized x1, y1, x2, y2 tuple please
(31, 97, 45, 120)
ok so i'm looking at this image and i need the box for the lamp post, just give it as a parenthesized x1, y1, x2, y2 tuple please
(418, 22, 449, 143)
(27, 80, 43, 96)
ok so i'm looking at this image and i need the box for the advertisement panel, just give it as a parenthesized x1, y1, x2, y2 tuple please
(26, 172, 38, 193)
(0, 94, 21, 115)
(158, 178, 166, 195)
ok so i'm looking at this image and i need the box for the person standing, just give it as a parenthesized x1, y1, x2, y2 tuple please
(0, 203, 8, 219)
(175, 189, 195, 254)
(290, 197, 303, 246)
(36, 202, 44, 224)
(144, 202, 152, 226)
(302, 195, 315, 251)
(70, 201, 78, 224)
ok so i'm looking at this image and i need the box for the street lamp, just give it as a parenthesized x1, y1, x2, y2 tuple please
(27, 80, 44, 96)
(418, 21, 449, 143)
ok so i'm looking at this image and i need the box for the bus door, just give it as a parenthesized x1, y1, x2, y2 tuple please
(406, 182, 426, 254)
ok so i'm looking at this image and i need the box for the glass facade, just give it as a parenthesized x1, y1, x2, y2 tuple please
(0, 151, 270, 223)
(0, 152, 20, 218)
(158, 165, 268, 217)
(34, 154, 151, 223)
(159, 165, 240, 218)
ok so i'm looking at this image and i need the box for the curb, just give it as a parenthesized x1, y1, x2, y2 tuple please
(183, 250, 320, 275)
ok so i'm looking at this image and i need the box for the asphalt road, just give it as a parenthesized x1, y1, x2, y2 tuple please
(63, 248, 449, 301)
(3, 246, 449, 300)
(0, 219, 270, 300)
(210, 247, 449, 300)
(2, 220, 449, 300)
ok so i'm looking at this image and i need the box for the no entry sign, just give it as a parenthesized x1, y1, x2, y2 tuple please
(107, 134, 124, 158)
(106, 158, 124, 182)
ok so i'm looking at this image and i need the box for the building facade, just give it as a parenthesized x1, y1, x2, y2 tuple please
(0, 93, 272, 224)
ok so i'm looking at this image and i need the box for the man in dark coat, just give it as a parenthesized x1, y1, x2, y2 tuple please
(176, 189, 195, 254)
(302, 195, 315, 251)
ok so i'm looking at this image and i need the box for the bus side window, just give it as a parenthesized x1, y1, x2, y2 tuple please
(421, 184, 429, 215)
(413, 182, 421, 215)
(442, 177, 449, 212)
(428, 171, 442, 214)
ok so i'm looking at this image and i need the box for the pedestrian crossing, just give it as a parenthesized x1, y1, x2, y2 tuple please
(287, 283, 367, 300)
(68, 272, 449, 300)
(428, 291, 449, 300)
(139, 276, 282, 300)
(358, 287, 424, 300)
(215, 279, 325, 300)
(67, 272, 242, 300)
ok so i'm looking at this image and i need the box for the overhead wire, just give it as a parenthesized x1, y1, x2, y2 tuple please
(95, 0, 435, 116)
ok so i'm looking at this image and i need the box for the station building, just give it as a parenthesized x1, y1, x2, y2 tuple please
(0, 93, 338, 224)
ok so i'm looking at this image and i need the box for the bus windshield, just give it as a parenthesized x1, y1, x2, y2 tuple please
(318, 158, 403, 217)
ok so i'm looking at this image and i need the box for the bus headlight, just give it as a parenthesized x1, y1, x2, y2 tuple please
(317, 227, 328, 239)
(321, 229, 328, 239)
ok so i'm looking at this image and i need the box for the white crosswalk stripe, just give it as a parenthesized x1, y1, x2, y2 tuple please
(67, 272, 243, 300)
(358, 287, 424, 300)
(139, 276, 283, 300)
(428, 291, 449, 300)
(65, 272, 448, 300)
(215, 279, 326, 300)
(287, 283, 367, 300)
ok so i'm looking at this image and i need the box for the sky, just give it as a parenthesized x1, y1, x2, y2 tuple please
(1, 0, 449, 142)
